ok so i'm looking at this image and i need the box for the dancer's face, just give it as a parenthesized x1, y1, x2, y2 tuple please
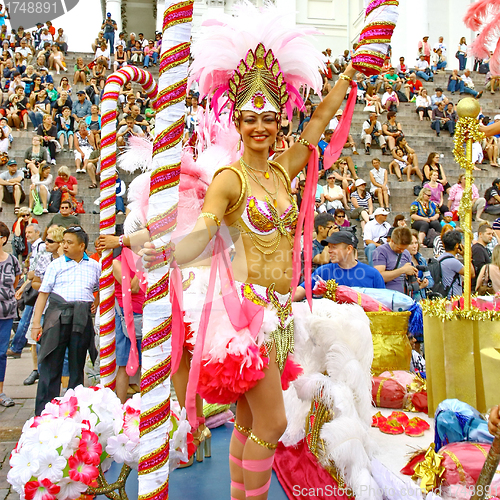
(238, 111, 278, 152)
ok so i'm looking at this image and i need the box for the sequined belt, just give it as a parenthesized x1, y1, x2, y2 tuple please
(236, 281, 294, 371)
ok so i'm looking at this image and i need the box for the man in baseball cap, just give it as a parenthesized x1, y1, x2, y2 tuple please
(294, 230, 385, 301)
(362, 207, 391, 266)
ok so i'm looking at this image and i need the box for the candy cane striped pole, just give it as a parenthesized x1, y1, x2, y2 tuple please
(99, 67, 158, 390)
(139, 2, 193, 499)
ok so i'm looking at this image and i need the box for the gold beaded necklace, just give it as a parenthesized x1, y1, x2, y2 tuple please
(240, 158, 279, 207)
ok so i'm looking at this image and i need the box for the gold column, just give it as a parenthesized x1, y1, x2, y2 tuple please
(463, 137, 473, 310)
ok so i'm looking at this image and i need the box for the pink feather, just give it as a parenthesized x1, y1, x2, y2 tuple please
(464, 0, 500, 32)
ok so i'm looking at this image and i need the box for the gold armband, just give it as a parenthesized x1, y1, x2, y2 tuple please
(339, 73, 353, 83)
(297, 137, 315, 149)
(197, 212, 221, 227)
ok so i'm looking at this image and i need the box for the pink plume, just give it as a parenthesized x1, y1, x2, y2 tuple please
(490, 36, 500, 75)
(464, 0, 500, 32)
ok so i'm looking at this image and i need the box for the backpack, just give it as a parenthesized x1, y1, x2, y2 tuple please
(423, 227, 440, 248)
(427, 255, 460, 299)
(32, 190, 44, 216)
(48, 188, 62, 213)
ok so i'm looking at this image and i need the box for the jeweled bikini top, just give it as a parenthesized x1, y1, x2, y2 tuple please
(213, 160, 298, 254)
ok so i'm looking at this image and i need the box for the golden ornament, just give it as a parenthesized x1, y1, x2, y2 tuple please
(456, 97, 481, 119)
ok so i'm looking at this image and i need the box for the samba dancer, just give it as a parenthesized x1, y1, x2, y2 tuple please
(160, 11, 357, 500)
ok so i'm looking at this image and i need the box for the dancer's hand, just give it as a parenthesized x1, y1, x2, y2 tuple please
(488, 405, 500, 437)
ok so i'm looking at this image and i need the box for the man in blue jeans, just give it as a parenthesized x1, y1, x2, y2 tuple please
(101, 13, 117, 55)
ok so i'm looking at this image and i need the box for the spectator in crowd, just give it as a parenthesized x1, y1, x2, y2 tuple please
(85, 105, 101, 150)
(393, 214, 407, 227)
(483, 178, 500, 215)
(423, 152, 451, 194)
(424, 170, 445, 211)
(48, 44, 66, 75)
(472, 222, 493, 289)
(408, 230, 434, 301)
(404, 73, 423, 101)
(73, 56, 88, 86)
(32, 226, 100, 415)
(12, 208, 38, 262)
(114, 31, 127, 51)
(24, 135, 48, 181)
(330, 157, 355, 195)
(94, 40, 110, 69)
(117, 115, 145, 147)
(396, 56, 409, 79)
(434, 223, 454, 258)
(417, 36, 431, 64)
(72, 90, 91, 124)
(483, 131, 499, 167)
(313, 213, 336, 269)
(381, 84, 399, 112)
(457, 37, 468, 71)
(382, 111, 403, 152)
(441, 212, 456, 228)
(7, 222, 45, 360)
(476, 245, 500, 294)
(46, 21, 55, 38)
(12, 86, 29, 129)
(56, 106, 75, 152)
(23, 225, 64, 385)
(434, 36, 447, 57)
(430, 48, 447, 73)
(113, 250, 144, 403)
(460, 69, 483, 98)
(45, 81, 58, 108)
(350, 178, 373, 230)
(130, 41, 144, 66)
(364, 85, 384, 114)
(126, 32, 137, 60)
(294, 230, 385, 302)
(85, 77, 101, 106)
(29, 164, 52, 213)
(439, 230, 473, 299)
(369, 157, 390, 209)
(410, 187, 441, 245)
(415, 54, 433, 82)
(74, 121, 96, 185)
(0, 159, 25, 213)
(389, 136, 422, 182)
(448, 173, 486, 222)
(361, 112, 389, 155)
(323, 171, 348, 213)
(122, 103, 149, 132)
(92, 60, 107, 91)
(28, 89, 50, 128)
(363, 206, 391, 266)
(0, 221, 21, 407)
(113, 44, 127, 72)
(36, 113, 58, 164)
(430, 87, 449, 109)
(143, 40, 159, 68)
(415, 88, 433, 120)
(383, 66, 403, 92)
(373, 226, 417, 293)
(54, 28, 68, 55)
(47, 198, 79, 229)
(102, 13, 117, 55)
(53, 166, 78, 208)
(51, 90, 72, 117)
(0, 122, 8, 154)
(334, 208, 350, 228)
(432, 101, 455, 136)
(57, 75, 72, 96)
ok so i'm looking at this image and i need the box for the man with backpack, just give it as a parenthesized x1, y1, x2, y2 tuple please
(434, 230, 474, 299)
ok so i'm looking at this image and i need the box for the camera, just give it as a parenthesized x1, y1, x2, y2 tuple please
(415, 265, 428, 272)
(406, 274, 420, 295)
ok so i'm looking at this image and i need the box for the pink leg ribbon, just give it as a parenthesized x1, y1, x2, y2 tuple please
(246, 477, 272, 498)
(233, 427, 249, 446)
(230, 454, 243, 467)
(170, 261, 185, 375)
(242, 455, 275, 472)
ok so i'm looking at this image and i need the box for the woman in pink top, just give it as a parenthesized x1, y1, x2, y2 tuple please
(447, 173, 486, 222)
(423, 170, 444, 209)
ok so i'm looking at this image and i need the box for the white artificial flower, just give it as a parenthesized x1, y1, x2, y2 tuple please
(38, 419, 79, 451)
(9, 450, 40, 485)
(56, 477, 88, 500)
(124, 440, 140, 469)
(37, 451, 67, 483)
(106, 433, 129, 463)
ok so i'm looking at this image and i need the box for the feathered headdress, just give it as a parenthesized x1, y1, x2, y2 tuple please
(188, 0, 324, 120)
(464, 0, 500, 75)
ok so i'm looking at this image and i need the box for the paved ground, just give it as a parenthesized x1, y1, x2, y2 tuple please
(0, 348, 37, 499)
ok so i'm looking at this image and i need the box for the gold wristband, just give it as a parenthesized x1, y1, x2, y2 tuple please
(339, 73, 352, 83)
(297, 137, 315, 149)
(197, 212, 221, 227)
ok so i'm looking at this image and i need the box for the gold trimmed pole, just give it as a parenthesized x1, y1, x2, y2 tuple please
(454, 98, 484, 311)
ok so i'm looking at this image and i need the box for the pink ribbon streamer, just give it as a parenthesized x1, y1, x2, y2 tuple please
(291, 144, 319, 310)
(184, 232, 264, 427)
(121, 248, 146, 377)
(170, 261, 184, 376)
(323, 80, 358, 170)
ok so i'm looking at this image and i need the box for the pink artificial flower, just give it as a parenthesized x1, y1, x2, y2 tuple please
(68, 452, 99, 485)
(58, 396, 78, 418)
(31, 414, 55, 428)
(123, 407, 140, 441)
(24, 478, 60, 500)
(78, 430, 102, 466)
